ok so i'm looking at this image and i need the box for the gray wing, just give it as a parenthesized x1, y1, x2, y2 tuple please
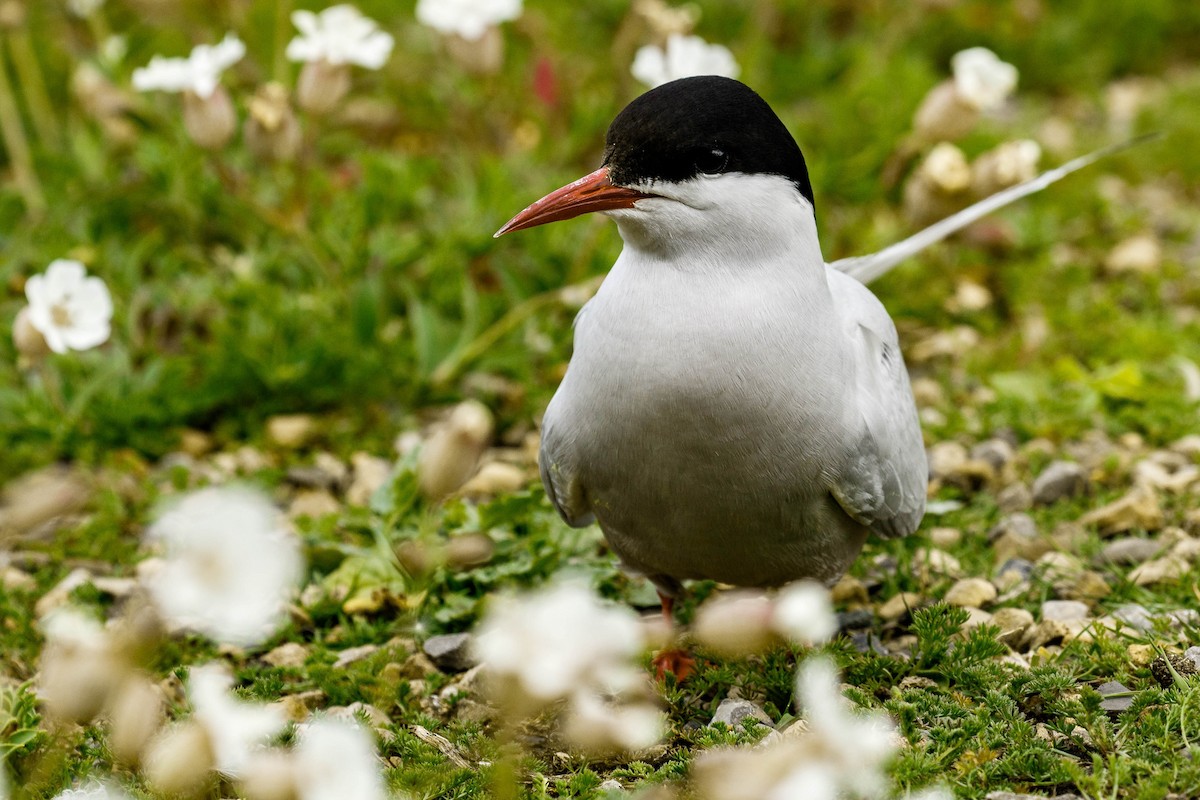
(829, 137, 1154, 285)
(538, 395, 595, 529)
(825, 270, 927, 540)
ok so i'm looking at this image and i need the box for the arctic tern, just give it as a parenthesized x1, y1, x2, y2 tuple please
(496, 75, 1135, 618)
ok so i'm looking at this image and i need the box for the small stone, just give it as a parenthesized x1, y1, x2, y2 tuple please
(399, 652, 439, 679)
(273, 689, 327, 722)
(1172, 435, 1200, 457)
(990, 607, 1034, 648)
(996, 482, 1032, 513)
(1128, 644, 1155, 667)
(34, 567, 94, 618)
(325, 702, 394, 738)
(1080, 485, 1163, 535)
(878, 592, 923, 621)
(1031, 460, 1087, 505)
(288, 489, 341, 519)
(961, 607, 994, 629)
(458, 461, 526, 497)
(267, 414, 317, 449)
(1065, 571, 1110, 601)
(928, 527, 962, 548)
(178, 429, 214, 457)
(914, 547, 962, 580)
(2, 565, 36, 592)
(1130, 555, 1189, 586)
(830, 575, 868, 605)
(1036, 552, 1085, 584)
(836, 609, 874, 631)
(1041, 600, 1090, 622)
(1105, 234, 1162, 274)
(347, 452, 392, 506)
(286, 465, 340, 490)
(1186, 646, 1200, 671)
(1096, 537, 1162, 566)
(92, 576, 138, 598)
(599, 779, 623, 792)
(990, 514, 1051, 562)
(899, 675, 938, 691)
(1025, 619, 1085, 650)
(927, 442, 969, 479)
(710, 698, 773, 729)
(1111, 603, 1154, 632)
(262, 642, 309, 669)
(971, 438, 1015, 472)
(423, 633, 477, 673)
(944, 578, 997, 608)
(1097, 680, 1134, 714)
(333, 643, 379, 669)
(0, 467, 91, 536)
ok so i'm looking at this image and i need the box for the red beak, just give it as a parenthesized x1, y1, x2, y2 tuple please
(494, 167, 653, 237)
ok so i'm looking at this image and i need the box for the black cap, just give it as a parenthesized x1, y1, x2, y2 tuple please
(602, 76, 815, 210)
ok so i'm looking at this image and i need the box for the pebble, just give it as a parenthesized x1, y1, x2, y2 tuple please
(996, 482, 1032, 513)
(927, 442, 969, 479)
(990, 607, 1034, 648)
(0, 467, 91, 536)
(333, 643, 380, 669)
(1187, 647, 1200, 671)
(1105, 233, 1162, 274)
(961, 607, 994, 629)
(34, 567, 94, 618)
(1130, 554, 1189, 586)
(1025, 619, 1085, 650)
(878, 592, 923, 621)
(1, 565, 36, 592)
(288, 489, 341, 519)
(944, 577, 997, 608)
(710, 698, 773, 729)
(1111, 603, 1154, 632)
(1097, 680, 1134, 714)
(599, 779, 624, 793)
(1041, 600, 1089, 622)
(987, 793, 1082, 800)
(836, 609, 874, 632)
(914, 547, 962, 579)
(286, 465, 341, 490)
(830, 575, 868, 605)
(971, 438, 1015, 472)
(1127, 644, 1156, 667)
(1031, 460, 1087, 505)
(1096, 537, 1162, 566)
(1064, 570, 1110, 601)
(423, 633, 477, 673)
(928, 527, 962, 548)
(262, 642, 310, 669)
(267, 414, 317, 449)
(347, 452, 392, 506)
(324, 702, 394, 739)
(459, 461, 526, 497)
(990, 514, 1051, 562)
(274, 689, 327, 722)
(1080, 485, 1163, 535)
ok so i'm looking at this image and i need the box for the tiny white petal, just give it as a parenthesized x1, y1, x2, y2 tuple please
(286, 4, 394, 68)
(132, 34, 244, 98)
(189, 663, 287, 777)
(951, 47, 1018, 111)
(293, 717, 386, 800)
(416, 0, 522, 41)
(23, 259, 112, 354)
(631, 34, 739, 88)
(771, 581, 836, 644)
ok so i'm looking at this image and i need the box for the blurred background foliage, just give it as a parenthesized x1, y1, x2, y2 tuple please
(2, 0, 1200, 481)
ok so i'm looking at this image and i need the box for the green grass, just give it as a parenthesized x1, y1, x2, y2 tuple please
(3, 0, 1200, 797)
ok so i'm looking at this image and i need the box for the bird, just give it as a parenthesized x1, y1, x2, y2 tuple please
(495, 75, 1138, 643)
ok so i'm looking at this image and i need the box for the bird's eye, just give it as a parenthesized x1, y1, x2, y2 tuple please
(695, 148, 728, 175)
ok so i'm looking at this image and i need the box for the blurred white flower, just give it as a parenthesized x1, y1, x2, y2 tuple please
(763, 764, 837, 800)
(971, 139, 1041, 196)
(38, 608, 126, 723)
(189, 663, 287, 777)
(476, 581, 645, 703)
(562, 691, 665, 754)
(65, 0, 104, 18)
(951, 47, 1017, 111)
(145, 486, 304, 648)
(771, 581, 836, 644)
(50, 782, 135, 800)
(287, 5, 394, 69)
(293, 717, 387, 800)
(23, 259, 112, 355)
(416, 0, 522, 42)
(692, 591, 774, 656)
(631, 34, 739, 89)
(132, 34, 245, 99)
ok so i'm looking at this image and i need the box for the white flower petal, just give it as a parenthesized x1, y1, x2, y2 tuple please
(189, 663, 287, 777)
(287, 4, 394, 68)
(45, 259, 87, 298)
(416, 0, 522, 41)
(951, 47, 1018, 111)
(771, 581, 836, 644)
(293, 718, 386, 800)
(630, 34, 739, 88)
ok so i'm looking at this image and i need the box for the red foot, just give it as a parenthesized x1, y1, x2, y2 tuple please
(653, 648, 697, 682)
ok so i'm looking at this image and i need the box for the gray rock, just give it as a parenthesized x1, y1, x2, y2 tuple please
(423, 633, 477, 673)
(598, 779, 624, 793)
(710, 698, 773, 729)
(996, 558, 1034, 580)
(1041, 600, 1090, 622)
(1097, 537, 1161, 566)
(971, 438, 1016, 471)
(1032, 460, 1088, 505)
(333, 643, 380, 669)
(836, 609, 873, 631)
(286, 465, 342, 490)
(1097, 680, 1134, 713)
(986, 792, 1082, 800)
(1111, 603, 1154, 632)
(996, 482, 1033, 513)
(1185, 646, 1200, 671)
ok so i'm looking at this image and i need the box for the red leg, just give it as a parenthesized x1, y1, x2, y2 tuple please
(651, 590, 696, 681)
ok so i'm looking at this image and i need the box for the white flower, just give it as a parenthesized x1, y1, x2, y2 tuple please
(475, 581, 645, 702)
(631, 34, 739, 89)
(763, 764, 837, 800)
(132, 34, 245, 99)
(293, 717, 386, 800)
(51, 783, 134, 800)
(65, 0, 104, 18)
(951, 47, 1017, 111)
(38, 608, 125, 723)
(23, 260, 112, 355)
(189, 663, 287, 777)
(145, 486, 303, 648)
(771, 581, 836, 644)
(415, 0, 522, 42)
(287, 5, 394, 69)
(562, 691, 665, 754)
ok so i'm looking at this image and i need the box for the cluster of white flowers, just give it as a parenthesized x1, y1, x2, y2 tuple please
(476, 581, 664, 753)
(15, 259, 112, 358)
(50, 783, 134, 800)
(415, 0, 523, 41)
(952, 47, 1019, 112)
(692, 580, 836, 656)
(144, 486, 304, 648)
(631, 33, 739, 88)
(132, 34, 245, 99)
(188, 664, 288, 777)
(38, 607, 126, 724)
(287, 5, 395, 69)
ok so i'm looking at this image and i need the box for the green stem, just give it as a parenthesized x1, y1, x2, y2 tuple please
(7, 26, 57, 147)
(0, 33, 43, 214)
(273, 0, 293, 83)
(429, 275, 604, 387)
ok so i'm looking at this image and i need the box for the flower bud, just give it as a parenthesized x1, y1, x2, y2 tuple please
(770, 581, 836, 645)
(183, 87, 236, 150)
(912, 80, 979, 143)
(0, 1, 24, 30)
(143, 721, 215, 797)
(13, 306, 49, 360)
(445, 533, 495, 570)
(296, 60, 351, 115)
(107, 675, 165, 766)
(240, 751, 300, 800)
(971, 139, 1041, 198)
(692, 591, 775, 656)
(903, 143, 972, 226)
(39, 609, 126, 724)
(444, 26, 504, 75)
(417, 400, 495, 502)
(246, 83, 302, 162)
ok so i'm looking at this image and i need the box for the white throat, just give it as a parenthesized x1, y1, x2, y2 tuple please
(605, 172, 823, 273)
